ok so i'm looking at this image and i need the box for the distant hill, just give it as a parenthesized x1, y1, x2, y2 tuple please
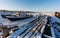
(0, 10, 37, 13)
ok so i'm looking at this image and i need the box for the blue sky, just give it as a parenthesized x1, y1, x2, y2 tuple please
(0, 0, 60, 12)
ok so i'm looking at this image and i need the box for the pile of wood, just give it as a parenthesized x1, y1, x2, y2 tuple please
(55, 12, 60, 18)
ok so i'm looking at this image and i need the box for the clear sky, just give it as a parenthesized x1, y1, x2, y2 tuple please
(0, 0, 60, 12)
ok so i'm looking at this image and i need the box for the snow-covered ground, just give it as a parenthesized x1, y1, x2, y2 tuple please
(51, 16, 60, 23)
(50, 16, 60, 38)
(0, 12, 60, 38)
(0, 13, 37, 37)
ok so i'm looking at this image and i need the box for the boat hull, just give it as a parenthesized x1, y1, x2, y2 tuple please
(1, 15, 33, 21)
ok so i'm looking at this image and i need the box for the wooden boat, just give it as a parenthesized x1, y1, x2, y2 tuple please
(1, 13, 33, 21)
